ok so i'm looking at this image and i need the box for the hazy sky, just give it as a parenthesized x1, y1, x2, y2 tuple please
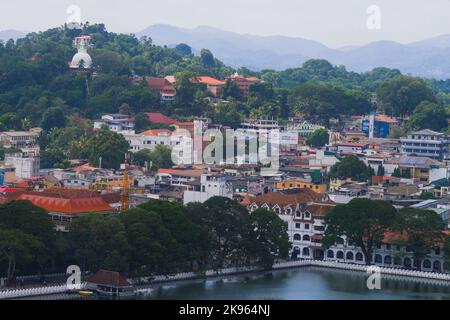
(1, 0, 450, 48)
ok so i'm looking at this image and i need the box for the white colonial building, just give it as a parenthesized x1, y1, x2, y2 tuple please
(245, 189, 446, 272)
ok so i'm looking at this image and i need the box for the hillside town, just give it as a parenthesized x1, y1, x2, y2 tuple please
(2, 17, 450, 303)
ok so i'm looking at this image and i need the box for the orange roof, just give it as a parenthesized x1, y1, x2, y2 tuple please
(16, 189, 114, 216)
(241, 194, 254, 206)
(71, 163, 98, 172)
(194, 76, 225, 86)
(246, 77, 260, 82)
(142, 129, 174, 136)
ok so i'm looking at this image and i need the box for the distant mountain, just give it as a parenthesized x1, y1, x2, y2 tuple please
(137, 24, 450, 79)
(0, 29, 26, 42)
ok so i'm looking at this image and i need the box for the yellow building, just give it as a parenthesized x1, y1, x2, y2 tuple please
(276, 180, 327, 193)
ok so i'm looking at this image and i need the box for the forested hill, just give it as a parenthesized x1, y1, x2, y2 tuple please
(0, 23, 450, 133)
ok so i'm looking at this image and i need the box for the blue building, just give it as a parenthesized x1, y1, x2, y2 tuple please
(361, 115, 398, 138)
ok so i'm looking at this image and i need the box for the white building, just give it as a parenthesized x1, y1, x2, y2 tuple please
(0, 131, 40, 155)
(123, 129, 186, 153)
(400, 129, 447, 160)
(93, 114, 135, 133)
(5, 153, 40, 179)
(286, 120, 324, 138)
(183, 174, 233, 205)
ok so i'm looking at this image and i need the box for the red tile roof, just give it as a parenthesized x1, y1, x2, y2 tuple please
(193, 76, 225, 86)
(251, 189, 323, 207)
(87, 270, 130, 287)
(15, 189, 114, 216)
(145, 113, 178, 125)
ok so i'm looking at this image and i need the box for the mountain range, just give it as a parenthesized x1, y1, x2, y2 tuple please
(137, 24, 450, 79)
(2, 25, 450, 79)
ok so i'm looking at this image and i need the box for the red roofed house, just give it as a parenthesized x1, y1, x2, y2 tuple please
(15, 189, 115, 232)
(147, 77, 176, 101)
(86, 270, 133, 297)
(191, 76, 225, 97)
(225, 73, 260, 97)
(144, 112, 194, 137)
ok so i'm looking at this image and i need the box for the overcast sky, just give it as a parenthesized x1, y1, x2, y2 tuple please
(1, 0, 450, 48)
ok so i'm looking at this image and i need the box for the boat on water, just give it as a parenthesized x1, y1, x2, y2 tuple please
(78, 291, 94, 297)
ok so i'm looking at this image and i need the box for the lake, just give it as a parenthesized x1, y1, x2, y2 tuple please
(144, 267, 450, 300)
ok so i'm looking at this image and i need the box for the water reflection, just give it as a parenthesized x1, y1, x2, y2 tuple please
(145, 267, 450, 300)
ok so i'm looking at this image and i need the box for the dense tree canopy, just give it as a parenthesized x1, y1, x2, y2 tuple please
(376, 75, 437, 117)
(323, 198, 398, 265)
(329, 156, 374, 182)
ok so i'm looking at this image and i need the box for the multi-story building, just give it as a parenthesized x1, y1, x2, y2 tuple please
(183, 174, 233, 205)
(400, 129, 447, 160)
(123, 129, 188, 153)
(147, 77, 176, 101)
(245, 189, 445, 271)
(286, 119, 325, 138)
(5, 152, 40, 179)
(225, 73, 260, 97)
(192, 76, 225, 97)
(93, 114, 135, 133)
(0, 131, 40, 155)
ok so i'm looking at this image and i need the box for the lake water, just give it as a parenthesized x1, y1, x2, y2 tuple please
(145, 267, 450, 300)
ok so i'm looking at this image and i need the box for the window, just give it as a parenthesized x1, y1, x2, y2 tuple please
(295, 223, 301, 229)
(304, 224, 310, 230)
(293, 234, 301, 241)
(423, 259, 431, 269)
(375, 254, 383, 263)
(356, 253, 363, 261)
(346, 252, 354, 260)
(303, 235, 310, 241)
(302, 248, 310, 257)
(384, 256, 392, 265)
(336, 251, 344, 259)
(327, 250, 334, 258)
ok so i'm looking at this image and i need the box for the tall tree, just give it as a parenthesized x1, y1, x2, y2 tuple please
(248, 209, 290, 268)
(307, 128, 329, 148)
(323, 198, 397, 265)
(394, 208, 445, 270)
(329, 156, 374, 182)
(85, 128, 130, 169)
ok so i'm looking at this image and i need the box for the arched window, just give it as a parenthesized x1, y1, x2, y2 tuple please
(356, 253, 364, 261)
(433, 261, 442, 272)
(293, 234, 301, 241)
(336, 237, 344, 245)
(375, 254, 383, 264)
(384, 256, 392, 265)
(394, 257, 402, 266)
(404, 257, 412, 268)
(336, 251, 344, 259)
(302, 247, 310, 257)
(327, 250, 334, 258)
(346, 252, 354, 260)
(303, 235, 310, 241)
(423, 259, 431, 269)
